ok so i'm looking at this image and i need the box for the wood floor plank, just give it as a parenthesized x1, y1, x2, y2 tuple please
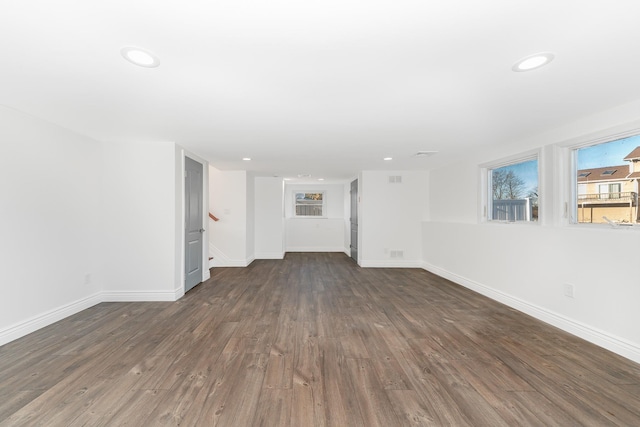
(176, 336, 251, 426)
(253, 388, 292, 427)
(318, 337, 365, 427)
(344, 358, 402, 427)
(213, 353, 269, 426)
(95, 388, 168, 427)
(2, 253, 640, 426)
(290, 321, 326, 427)
(385, 389, 440, 426)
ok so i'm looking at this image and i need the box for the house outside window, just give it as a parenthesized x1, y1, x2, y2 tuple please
(575, 135, 640, 224)
(294, 192, 325, 217)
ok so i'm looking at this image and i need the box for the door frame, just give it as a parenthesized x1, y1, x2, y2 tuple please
(178, 149, 210, 297)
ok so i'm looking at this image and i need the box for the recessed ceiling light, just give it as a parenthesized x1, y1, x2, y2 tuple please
(242, 157, 251, 161)
(512, 52, 554, 72)
(384, 157, 393, 161)
(318, 178, 325, 181)
(120, 46, 160, 68)
(297, 174, 311, 178)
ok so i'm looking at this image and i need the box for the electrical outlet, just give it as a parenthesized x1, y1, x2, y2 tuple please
(84, 274, 92, 285)
(563, 283, 574, 298)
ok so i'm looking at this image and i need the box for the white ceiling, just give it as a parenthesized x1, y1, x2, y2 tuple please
(3, 0, 640, 181)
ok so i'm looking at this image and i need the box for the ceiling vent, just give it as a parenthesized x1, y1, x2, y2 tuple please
(412, 151, 438, 157)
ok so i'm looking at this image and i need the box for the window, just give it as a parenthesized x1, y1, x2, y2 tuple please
(574, 134, 640, 224)
(598, 183, 621, 200)
(294, 192, 325, 217)
(487, 158, 539, 222)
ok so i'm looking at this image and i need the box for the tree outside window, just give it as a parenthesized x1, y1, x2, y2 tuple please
(489, 159, 538, 222)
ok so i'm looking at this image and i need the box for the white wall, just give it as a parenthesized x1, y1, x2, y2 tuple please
(254, 177, 284, 259)
(344, 180, 353, 255)
(208, 168, 251, 266)
(246, 174, 256, 263)
(0, 106, 103, 344)
(100, 141, 181, 300)
(360, 170, 429, 267)
(424, 100, 640, 363)
(0, 106, 208, 346)
(284, 183, 347, 252)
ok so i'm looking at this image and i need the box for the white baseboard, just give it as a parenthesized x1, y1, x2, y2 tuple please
(0, 292, 102, 347)
(422, 262, 640, 364)
(101, 290, 179, 302)
(209, 242, 254, 267)
(211, 259, 251, 267)
(255, 252, 285, 259)
(360, 259, 425, 268)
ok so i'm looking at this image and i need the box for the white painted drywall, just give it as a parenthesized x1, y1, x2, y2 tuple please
(0, 107, 207, 344)
(246, 173, 256, 263)
(100, 141, 179, 299)
(0, 106, 103, 343)
(343, 180, 354, 255)
(359, 170, 429, 267)
(284, 183, 347, 252)
(208, 168, 253, 266)
(285, 219, 345, 252)
(254, 177, 284, 258)
(424, 101, 640, 362)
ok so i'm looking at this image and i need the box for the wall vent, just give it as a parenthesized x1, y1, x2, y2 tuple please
(412, 151, 438, 157)
(388, 175, 402, 184)
(390, 250, 404, 258)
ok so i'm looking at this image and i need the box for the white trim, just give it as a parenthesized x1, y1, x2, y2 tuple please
(211, 258, 253, 267)
(561, 126, 640, 226)
(480, 150, 542, 224)
(102, 290, 179, 302)
(209, 242, 255, 267)
(0, 293, 102, 347)
(181, 150, 210, 292)
(360, 259, 424, 268)
(286, 246, 346, 252)
(255, 252, 285, 259)
(422, 262, 640, 364)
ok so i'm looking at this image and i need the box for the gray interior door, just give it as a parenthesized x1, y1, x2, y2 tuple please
(185, 157, 204, 292)
(350, 179, 358, 262)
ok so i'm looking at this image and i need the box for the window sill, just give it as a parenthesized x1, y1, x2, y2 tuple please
(291, 216, 329, 219)
(566, 222, 640, 231)
(483, 220, 540, 226)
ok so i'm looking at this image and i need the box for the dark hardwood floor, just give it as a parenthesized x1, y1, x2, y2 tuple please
(2, 253, 640, 426)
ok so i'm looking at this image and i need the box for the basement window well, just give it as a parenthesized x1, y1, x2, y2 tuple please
(294, 192, 325, 217)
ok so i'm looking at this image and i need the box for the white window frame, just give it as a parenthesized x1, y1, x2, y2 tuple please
(479, 149, 541, 224)
(293, 191, 326, 218)
(566, 128, 640, 228)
